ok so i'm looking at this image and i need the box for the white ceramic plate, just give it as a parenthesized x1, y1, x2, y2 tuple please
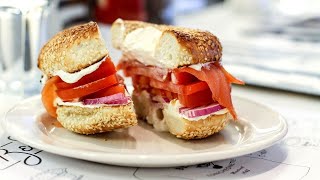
(2, 95, 287, 167)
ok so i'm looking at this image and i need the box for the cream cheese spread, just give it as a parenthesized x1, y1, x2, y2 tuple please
(55, 97, 131, 108)
(122, 27, 163, 67)
(53, 57, 106, 84)
(40, 75, 48, 84)
(188, 62, 213, 71)
(55, 98, 101, 108)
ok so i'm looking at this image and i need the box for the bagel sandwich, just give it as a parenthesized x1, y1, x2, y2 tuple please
(38, 22, 137, 135)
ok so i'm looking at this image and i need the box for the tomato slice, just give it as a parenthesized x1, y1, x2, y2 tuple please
(172, 71, 198, 84)
(179, 89, 214, 108)
(55, 58, 116, 89)
(149, 78, 209, 95)
(41, 76, 61, 118)
(56, 74, 119, 101)
(148, 87, 213, 108)
(85, 84, 125, 99)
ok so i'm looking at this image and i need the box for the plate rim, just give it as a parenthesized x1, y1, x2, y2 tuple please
(2, 95, 288, 167)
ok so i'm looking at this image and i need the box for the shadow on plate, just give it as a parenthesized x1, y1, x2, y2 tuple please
(36, 112, 251, 152)
(137, 119, 248, 151)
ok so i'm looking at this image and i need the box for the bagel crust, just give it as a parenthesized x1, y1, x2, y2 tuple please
(56, 103, 137, 135)
(111, 19, 222, 68)
(38, 21, 109, 78)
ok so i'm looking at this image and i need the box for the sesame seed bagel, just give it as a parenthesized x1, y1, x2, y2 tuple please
(132, 90, 230, 140)
(111, 18, 222, 68)
(56, 103, 137, 135)
(38, 21, 109, 78)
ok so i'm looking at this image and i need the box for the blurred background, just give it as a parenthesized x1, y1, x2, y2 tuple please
(0, 0, 319, 98)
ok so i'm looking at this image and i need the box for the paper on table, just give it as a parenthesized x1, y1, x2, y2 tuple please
(0, 133, 310, 180)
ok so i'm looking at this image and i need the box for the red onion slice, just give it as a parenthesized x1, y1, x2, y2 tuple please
(106, 97, 131, 105)
(180, 103, 224, 118)
(83, 93, 130, 105)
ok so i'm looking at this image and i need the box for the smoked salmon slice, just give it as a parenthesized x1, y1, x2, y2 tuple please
(174, 63, 243, 119)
